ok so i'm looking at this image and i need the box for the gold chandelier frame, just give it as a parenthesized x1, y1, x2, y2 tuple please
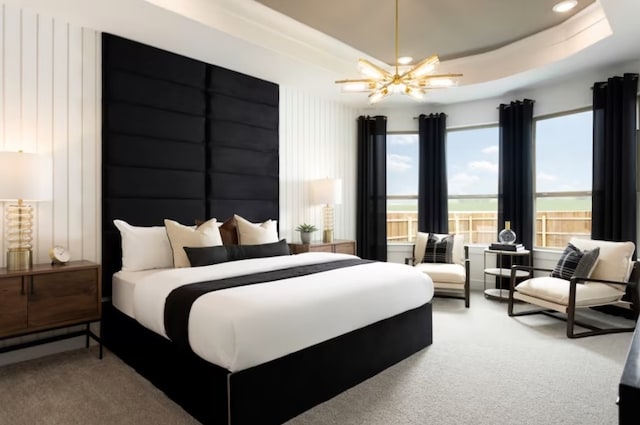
(335, 0, 462, 103)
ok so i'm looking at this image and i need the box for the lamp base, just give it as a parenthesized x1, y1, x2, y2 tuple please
(7, 250, 32, 271)
(323, 229, 334, 243)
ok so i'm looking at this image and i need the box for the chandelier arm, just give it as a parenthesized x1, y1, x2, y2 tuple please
(334, 78, 379, 84)
(416, 73, 464, 79)
(395, 0, 399, 77)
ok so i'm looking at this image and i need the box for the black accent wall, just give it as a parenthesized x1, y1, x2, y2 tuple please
(102, 34, 279, 295)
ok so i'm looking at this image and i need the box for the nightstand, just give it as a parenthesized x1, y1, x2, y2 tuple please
(0, 260, 103, 358)
(288, 239, 356, 255)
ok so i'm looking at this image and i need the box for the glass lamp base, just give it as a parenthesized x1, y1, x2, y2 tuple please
(7, 250, 32, 271)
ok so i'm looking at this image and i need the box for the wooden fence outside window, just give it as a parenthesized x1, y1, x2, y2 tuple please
(387, 211, 591, 248)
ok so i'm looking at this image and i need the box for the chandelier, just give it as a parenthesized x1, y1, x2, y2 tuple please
(335, 0, 462, 103)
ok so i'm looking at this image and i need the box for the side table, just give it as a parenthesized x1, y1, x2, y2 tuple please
(483, 248, 532, 301)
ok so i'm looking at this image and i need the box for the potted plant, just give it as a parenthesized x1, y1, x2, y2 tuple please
(295, 223, 318, 244)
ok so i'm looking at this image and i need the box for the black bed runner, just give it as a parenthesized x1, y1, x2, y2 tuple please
(164, 258, 373, 352)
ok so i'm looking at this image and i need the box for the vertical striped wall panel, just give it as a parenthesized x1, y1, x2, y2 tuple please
(0, 3, 100, 267)
(279, 86, 358, 244)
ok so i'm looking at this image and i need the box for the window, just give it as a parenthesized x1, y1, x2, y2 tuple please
(534, 110, 592, 248)
(447, 126, 500, 244)
(387, 133, 419, 243)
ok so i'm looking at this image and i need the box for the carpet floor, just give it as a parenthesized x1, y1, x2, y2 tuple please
(0, 292, 634, 425)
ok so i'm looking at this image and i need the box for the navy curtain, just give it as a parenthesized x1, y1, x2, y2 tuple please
(497, 99, 535, 289)
(498, 99, 535, 249)
(592, 73, 638, 249)
(356, 115, 387, 261)
(418, 113, 448, 233)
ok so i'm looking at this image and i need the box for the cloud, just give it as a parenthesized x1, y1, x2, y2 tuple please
(389, 135, 417, 145)
(537, 172, 557, 182)
(387, 154, 412, 172)
(468, 160, 498, 173)
(482, 145, 499, 154)
(450, 172, 480, 185)
(449, 172, 479, 194)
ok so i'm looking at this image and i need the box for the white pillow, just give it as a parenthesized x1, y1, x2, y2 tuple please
(165, 218, 223, 268)
(113, 219, 173, 271)
(234, 214, 278, 245)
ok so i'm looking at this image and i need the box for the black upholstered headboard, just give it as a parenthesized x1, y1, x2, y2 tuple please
(101, 34, 279, 296)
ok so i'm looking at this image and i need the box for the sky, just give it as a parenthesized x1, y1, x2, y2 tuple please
(387, 110, 593, 197)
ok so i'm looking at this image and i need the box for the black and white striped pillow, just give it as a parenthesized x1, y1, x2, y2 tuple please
(422, 233, 454, 264)
(551, 243, 599, 282)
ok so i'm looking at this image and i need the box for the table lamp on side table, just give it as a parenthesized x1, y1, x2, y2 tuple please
(0, 151, 52, 271)
(311, 178, 342, 243)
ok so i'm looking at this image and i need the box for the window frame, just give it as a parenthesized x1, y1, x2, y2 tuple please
(532, 107, 593, 249)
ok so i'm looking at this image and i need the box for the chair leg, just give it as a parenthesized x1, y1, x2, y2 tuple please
(464, 279, 470, 308)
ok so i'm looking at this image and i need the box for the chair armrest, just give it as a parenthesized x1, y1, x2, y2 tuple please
(405, 257, 415, 266)
(511, 264, 553, 274)
(570, 275, 629, 287)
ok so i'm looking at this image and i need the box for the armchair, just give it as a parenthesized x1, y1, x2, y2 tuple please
(406, 232, 470, 308)
(508, 238, 639, 338)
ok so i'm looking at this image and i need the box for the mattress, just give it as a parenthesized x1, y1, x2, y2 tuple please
(113, 252, 434, 372)
(113, 269, 167, 318)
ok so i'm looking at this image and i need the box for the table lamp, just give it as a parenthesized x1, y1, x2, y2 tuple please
(311, 178, 342, 243)
(0, 151, 51, 270)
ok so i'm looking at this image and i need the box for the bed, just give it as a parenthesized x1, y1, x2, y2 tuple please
(107, 248, 433, 424)
(100, 33, 434, 424)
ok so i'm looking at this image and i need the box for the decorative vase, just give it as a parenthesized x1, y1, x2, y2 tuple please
(498, 221, 517, 244)
(300, 232, 312, 244)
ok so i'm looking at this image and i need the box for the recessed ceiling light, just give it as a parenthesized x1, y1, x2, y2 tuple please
(398, 56, 413, 65)
(553, 0, 578, 13)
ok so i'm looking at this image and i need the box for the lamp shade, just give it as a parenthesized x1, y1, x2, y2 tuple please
(311, 178, 342, 205)
(0, 151, 52, 201)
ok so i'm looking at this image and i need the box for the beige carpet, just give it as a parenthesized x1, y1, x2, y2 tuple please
(0, 293, 634, 425)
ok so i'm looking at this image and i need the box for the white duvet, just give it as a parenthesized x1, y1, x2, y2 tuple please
(124, 252, 433, 372)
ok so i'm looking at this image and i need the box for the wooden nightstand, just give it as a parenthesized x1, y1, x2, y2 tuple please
(288, 239, 356, 255)
(0, 260, 103, 358)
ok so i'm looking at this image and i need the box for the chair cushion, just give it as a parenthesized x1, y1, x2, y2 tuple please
(515, 276, 625, 307)
(415, 232, 465, 266)
(415, 262, 466, 284)
(550, 243, 599, 281)
(569, 238, 635, 283)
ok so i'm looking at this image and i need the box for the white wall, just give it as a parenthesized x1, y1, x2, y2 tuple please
(279, 86, 358, 243)
(0, 4, 100, 268)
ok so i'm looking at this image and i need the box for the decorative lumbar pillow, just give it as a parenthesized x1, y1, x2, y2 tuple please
(113, 219, 174, 271)
(422, 233, 454, 264)
(183, 245, 229, 267)
(234, 214, 278, 245)
(165, 218, 223, 268)
(184, 239, 291, 267)
(550, 243, 600, 282)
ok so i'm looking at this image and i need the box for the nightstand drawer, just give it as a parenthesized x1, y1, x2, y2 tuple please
(0, 277, 28, 336)
(334, 242, 356, 255)
(288, 240, 356, 255)
(28, 269, 100, 327)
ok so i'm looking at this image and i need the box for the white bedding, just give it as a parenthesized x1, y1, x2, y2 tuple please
(113, 252, 434, 372)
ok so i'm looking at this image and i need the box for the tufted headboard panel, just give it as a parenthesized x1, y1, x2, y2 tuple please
(101, 34, 279, 296)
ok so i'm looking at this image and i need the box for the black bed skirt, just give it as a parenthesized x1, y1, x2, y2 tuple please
(103, 302, 433, 424)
